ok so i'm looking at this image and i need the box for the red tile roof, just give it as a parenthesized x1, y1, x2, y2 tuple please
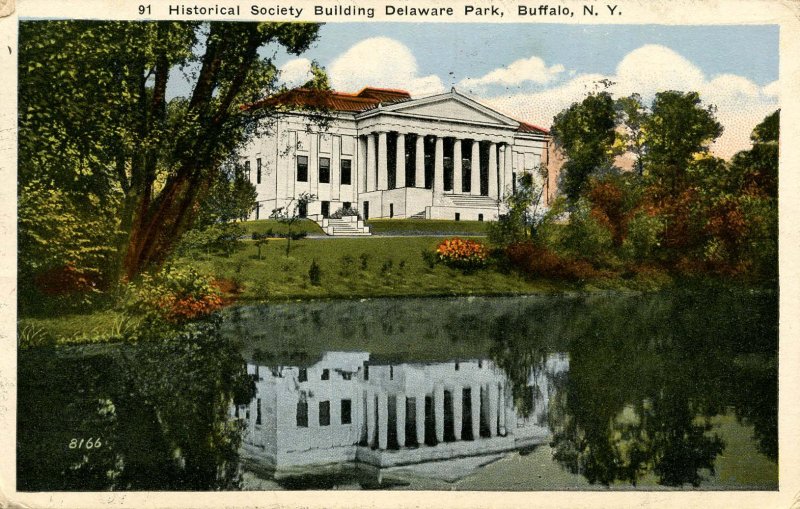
(517, 121, 550, 134)
(244, 87, 411, 113)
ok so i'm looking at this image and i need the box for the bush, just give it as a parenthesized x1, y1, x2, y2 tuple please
(308, 259, 322, 286)
(506, 241, 598, 282)
(435, 237, 490, 272)
(127, 266, 224, 324)
(338, 254, 355, 276)
(622, 211, 664, 261)
(561, 198, 615, 265)
(359, 253, 370, 270)
(329, 206, 361, 220)
(421, 249, 437, 269)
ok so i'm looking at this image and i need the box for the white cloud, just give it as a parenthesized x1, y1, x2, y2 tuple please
(279, 58, 314, 88)
(328, 37, 445, 97)
(479, 44, 778, 158)
(459, 56, 565, 91)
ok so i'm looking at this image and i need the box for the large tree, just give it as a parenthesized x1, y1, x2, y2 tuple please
(19, 21, 321, 281)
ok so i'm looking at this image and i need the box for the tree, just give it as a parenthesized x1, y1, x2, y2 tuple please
(19, 21, 322, 282)
(643, 91, 723, 196)
(270, 193, 316, 256)
(551, 92, 619, 203)
(615, 94, 648, 176)
(194, 158, 258, 228)
(488, 166, 549, 246)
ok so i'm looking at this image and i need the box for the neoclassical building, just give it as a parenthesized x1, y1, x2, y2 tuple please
(240, 87, 550, 228)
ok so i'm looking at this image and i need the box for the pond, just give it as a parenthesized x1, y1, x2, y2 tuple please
(17, 286, 778, 491)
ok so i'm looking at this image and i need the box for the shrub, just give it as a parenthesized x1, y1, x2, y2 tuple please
(338, 254, 355, 276)
(622, 211, 664, 261)
(359, 253, 370, 270)
(436, 237, 490, 271)
(561, 198, 615, 265)
(308, 259, 322, 286)
(128, 266, 224, 323)
(330, 206, 362, 219)
(421, 249, 437, 269)
(506, 241, 598, 282)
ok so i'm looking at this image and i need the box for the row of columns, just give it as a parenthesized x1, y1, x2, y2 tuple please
(362, 382, 509, 450)
(359, 132, 513, 198)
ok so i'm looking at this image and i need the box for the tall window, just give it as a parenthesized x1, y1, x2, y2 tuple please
(341, 399, 352, 424)
(319, 401, 330, 426)
(341, 159, 352, 185)
(319, 157, 330, 184)
(256, 158, 262, 184)
(256, 398, 262, 425)
(297, 155, 308, 182)
(296, 400, 308, 427)
(244, 160, 251, 182)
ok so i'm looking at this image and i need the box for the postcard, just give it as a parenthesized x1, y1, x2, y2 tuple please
(1, 0, 799, 507)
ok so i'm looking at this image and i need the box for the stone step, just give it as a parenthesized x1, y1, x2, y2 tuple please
(446, 194, 499, 208)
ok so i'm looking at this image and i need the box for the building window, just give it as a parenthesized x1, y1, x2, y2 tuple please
(341, 371, 352, 381)
(255, 203, 261, 220)
(341, 159, 352, 185)
(512, 172, 517, 193)
(389, 203, 394, 218)
(319, 157, 330, 183)
(478, 214, 484, 222)
(256, 398, 262, 425)
(321, 368, 330, 380)
(455, 213, 460, 221)
(244, 160, 251, 182)
(297, 155, 308, 182)
(296, 400, 308, 427)
(341, 399, 352, 424)
(343, 201, 351, 209)
(245, 404, 251, 420)
(319, 401, 331, 426)
(321, 201, 330, 219)
(256, 158, 262, 184)
(299, 368, 307, 382)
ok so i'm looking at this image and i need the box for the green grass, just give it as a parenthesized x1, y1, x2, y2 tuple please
(186, 235, 560, 303)
(240, 219, 324, 236)
(366, 218, 489, 235)
(18, 309, 136, 347)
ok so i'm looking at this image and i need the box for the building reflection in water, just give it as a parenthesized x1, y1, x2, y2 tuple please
(232, 352, 568, 473)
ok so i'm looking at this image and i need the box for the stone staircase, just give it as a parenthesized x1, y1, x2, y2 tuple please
(317, 216, 372, 236)
(409, 210, 427, 219)
(445, 194, 500, 208)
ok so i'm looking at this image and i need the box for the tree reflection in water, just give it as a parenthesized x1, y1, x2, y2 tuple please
(488, 287, 777, 487)
(18, 316, 254, 491)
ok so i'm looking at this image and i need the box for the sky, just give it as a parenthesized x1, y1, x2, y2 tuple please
(176, 23, 780, 158)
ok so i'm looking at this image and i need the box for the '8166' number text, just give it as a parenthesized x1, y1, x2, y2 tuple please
(69, 437, 102, 449)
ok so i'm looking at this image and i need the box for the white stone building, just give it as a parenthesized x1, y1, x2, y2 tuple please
(240, 87, 551, 228)
(234, 351, 568, 472)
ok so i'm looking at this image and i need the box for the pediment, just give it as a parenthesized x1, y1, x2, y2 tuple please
(363, 90, 520, 128)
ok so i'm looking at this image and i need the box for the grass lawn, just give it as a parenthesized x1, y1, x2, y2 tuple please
(366, 218, 489, 235)
(240, 218, 324, 236)
(185, 235, 561, 302)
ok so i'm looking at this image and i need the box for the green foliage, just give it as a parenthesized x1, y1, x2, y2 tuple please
(270, 193, 316, 256)
(194, 159, 258, 227)
(643, 91, 723, 195)
(175, 222, 246, 259)
(488, 168, 550, 246)
(560, 198, 615, 265)
(551, 92, 619, 202)
(127, 265, 223, 324)
(18, 180, 121, 312)
(622, 212, 665, 261)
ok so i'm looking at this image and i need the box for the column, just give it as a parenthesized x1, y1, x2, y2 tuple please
(378, 391, 389, 450)
(453, 139, 463, 194)
(452, 386, 463, 441)
(309, 133, 319, 196)
(366, 134, 376, 192)
(433, 137, 444, 197)
(366, 390, 376, 447)
(498, 383, 506, 436)
(505, 389, 516, 436)
(415, 394, 426, 445)
(331, 135, 341, 201)
(488, 383, 499, 437)
(504, 144, 514, 195)
(415, 134, 425, 188)
(471, 140, 481, 195)
(358, 135, 367, 194)
(498, 143, 506, 198)
(395, 133, 406, 188)
(434, 384, 445, 443)
(488, 142, 498, 199)
(377, 131, 388, 190)
(470, 384, 481, 440)
(396, 393, 406, 448)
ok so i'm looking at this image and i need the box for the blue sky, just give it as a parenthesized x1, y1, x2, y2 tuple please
(167, 23, 779, 157)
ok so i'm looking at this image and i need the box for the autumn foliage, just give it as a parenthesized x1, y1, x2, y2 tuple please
(129, 266, 224, 323)
(436, 237, 490, 271)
